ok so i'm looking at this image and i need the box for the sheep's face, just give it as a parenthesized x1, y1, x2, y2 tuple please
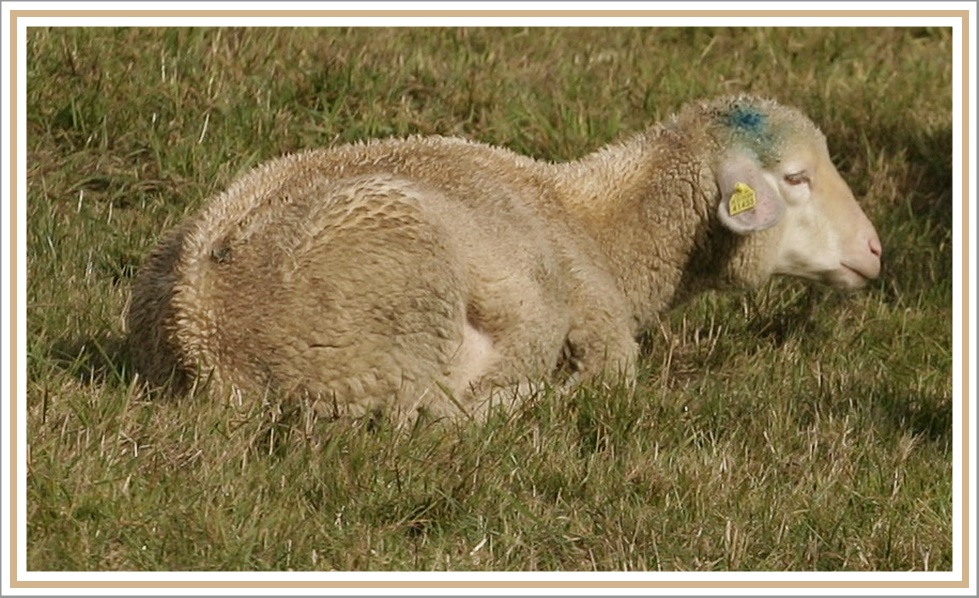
(713, 112, 882, 291)
(765, 137, 882, 289)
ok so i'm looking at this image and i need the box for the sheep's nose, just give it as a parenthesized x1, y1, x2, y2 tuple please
(869, 236, 882, 259)
(860, 232, 883, 280)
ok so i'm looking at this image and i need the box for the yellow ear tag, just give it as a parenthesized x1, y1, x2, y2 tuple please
(728, 182, 757, 216)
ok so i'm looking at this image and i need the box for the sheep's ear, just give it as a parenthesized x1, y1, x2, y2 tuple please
(716, 154, 785, 235)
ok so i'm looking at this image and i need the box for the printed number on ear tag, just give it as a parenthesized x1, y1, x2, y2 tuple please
(728, 182, 757, 216)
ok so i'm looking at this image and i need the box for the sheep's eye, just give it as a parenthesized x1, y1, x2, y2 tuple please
(784, 172, 810, 186)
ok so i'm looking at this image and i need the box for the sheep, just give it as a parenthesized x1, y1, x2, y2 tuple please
(126, 95, 882, 421)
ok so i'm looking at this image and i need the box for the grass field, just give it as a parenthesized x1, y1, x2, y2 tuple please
(23, 27, 954, 572)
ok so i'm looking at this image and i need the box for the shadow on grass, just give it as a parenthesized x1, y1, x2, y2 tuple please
(871, 383, 953, 447)
(47, 332, 136, 389)
(902, 124, 953, 232)
(874, 123, 954, 305)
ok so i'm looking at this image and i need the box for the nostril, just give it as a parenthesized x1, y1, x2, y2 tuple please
(869, 237, 882, 258)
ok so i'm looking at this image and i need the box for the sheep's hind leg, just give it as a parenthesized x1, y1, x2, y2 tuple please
(459, 321, 570, 419)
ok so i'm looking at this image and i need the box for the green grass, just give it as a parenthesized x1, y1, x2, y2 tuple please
(24, 27, 954, 571)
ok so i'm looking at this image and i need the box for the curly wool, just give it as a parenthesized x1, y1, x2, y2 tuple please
(126, 95, 880, 420)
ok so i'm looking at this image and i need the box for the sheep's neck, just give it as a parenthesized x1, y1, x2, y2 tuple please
(552, 132, 715, 331)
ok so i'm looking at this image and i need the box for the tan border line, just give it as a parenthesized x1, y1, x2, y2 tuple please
(6, 9, 974, 18)
(8, 6, 16, 588)
(6, 580, 971, 589)
(8, 8, 970, 591)
(962, 8, 971, 589)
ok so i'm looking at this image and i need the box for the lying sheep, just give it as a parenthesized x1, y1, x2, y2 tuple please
(127, 95, 882, 420)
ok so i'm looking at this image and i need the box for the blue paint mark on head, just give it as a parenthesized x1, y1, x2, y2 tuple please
(717, 100, 778, 163)
(726, 105, 766, 134)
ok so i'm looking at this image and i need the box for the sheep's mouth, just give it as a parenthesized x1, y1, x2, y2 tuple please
(831, 263, 876, 289)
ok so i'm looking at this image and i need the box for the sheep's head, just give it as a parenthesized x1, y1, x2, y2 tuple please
(708, 97, 882, 290)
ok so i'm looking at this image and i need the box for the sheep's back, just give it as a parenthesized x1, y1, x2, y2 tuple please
(128, 136, 580, 407)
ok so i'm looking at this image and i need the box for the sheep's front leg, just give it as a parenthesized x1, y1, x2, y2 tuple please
(563, 309, 638, 391)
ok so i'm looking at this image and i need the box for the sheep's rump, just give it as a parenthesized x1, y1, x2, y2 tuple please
(128, 142, 577, 417)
